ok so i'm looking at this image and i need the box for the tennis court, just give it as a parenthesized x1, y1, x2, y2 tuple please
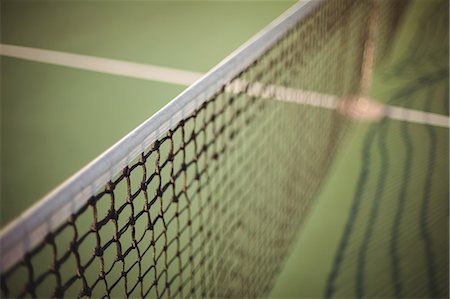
(1, 0, 448, 298)
(2, 1, 294, 226)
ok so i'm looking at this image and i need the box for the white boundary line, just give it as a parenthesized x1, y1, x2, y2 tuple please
(2, 44, 447, 129)
(0, 44, 203, 86)
(385, 106, 449, 128)
(227, 80, 449, 128)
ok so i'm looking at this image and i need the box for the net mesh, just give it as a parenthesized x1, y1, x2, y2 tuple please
(0, 0, 409, 298)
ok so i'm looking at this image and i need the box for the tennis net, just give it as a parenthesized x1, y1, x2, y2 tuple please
(0, 0, 409, 297)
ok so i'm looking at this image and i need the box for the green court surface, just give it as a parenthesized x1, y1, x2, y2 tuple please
(1, 1, 295, 226)
(1, 1, 448, 298)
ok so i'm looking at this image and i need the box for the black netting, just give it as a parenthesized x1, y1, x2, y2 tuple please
(0, 1, 410, 298)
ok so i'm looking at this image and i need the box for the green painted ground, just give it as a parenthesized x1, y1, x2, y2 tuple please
(1, 1, 295, 226)
(2, 1, 295, 72)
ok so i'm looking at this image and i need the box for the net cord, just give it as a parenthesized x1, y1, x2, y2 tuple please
(0, 0, 325, 273)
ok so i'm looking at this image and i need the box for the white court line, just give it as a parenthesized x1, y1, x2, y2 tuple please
(0, 44, 203, 86)
(227, 80, 450, 128)
(385, 105, 449, 128)
(1, 43, 448, 128)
